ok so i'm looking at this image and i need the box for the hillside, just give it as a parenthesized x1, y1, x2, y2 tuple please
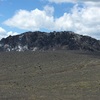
(0, 31, 100, 52)
(0, 51, 100, 100)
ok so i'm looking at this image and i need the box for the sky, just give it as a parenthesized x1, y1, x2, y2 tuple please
(0, 0, 100, 40)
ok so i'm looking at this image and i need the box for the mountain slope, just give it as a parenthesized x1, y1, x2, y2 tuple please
(0, 31, 100, 52)
(0, 51, 100, 100)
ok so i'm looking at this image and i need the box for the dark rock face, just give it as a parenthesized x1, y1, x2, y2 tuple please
(0, 31, 100, 52)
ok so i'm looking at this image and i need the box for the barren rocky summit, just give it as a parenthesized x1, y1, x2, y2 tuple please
(0, 31, 100, 52)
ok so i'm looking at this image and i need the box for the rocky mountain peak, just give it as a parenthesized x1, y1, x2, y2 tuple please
(0, 31, 100, 52)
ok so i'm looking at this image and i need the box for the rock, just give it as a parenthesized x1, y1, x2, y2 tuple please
(0, 31, 100, 52)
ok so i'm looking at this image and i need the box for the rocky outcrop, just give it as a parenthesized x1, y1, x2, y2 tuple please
(0, 31, 100, 52)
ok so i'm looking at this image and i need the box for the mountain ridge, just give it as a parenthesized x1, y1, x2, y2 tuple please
(0, 31, 100, 52)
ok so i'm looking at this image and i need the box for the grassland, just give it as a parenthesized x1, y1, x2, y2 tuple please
(0, 50, 100, 100)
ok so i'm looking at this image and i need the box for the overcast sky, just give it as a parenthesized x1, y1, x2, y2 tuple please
(0, 0, 100, 39)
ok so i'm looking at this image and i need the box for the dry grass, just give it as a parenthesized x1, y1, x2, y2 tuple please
(0, 50, 100, 100)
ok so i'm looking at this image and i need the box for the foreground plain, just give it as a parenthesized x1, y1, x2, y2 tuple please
(0, 51, 100, 100)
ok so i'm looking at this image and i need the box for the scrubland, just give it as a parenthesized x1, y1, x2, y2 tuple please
(0, 51, 100, 100)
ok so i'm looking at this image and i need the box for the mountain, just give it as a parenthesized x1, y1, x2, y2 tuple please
(0, 31, 100, 52)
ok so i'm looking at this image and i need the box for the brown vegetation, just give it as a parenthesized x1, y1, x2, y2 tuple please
(0, 51, 100, 100)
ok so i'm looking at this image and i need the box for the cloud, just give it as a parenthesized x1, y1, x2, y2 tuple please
(44, 5, 54, 16)
(4, 5, 54, 31)
(54, 5, 100, 39)
(84, 1, 100, 7)
(79, 0, 100, 2)
(0, 27, 19, 40)
(48, 0, 100, 8)
(4, 5, 100, 39)
(48, 0, 76, 3)
(0, 27, 6, 34)
(48, 0, 100, 3)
